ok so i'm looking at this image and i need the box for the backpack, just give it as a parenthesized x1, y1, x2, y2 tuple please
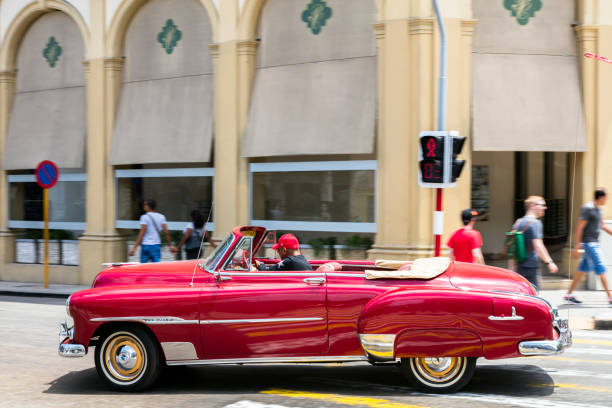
(503, 219, 534, 262)
(185, 228, 203, 251)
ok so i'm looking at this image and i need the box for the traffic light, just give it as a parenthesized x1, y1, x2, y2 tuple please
(418, 131, 466, 188)
(419, 134, 445, 183)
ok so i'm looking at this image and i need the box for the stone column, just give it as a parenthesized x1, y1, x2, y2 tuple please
(210, 0, 251, 239)
(0, 71, 17, 277)
(78, 1, 126, 284)
(368, 0, 473, 261)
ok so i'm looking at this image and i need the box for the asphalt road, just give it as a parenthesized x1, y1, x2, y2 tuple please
(1, 295, 611, 408)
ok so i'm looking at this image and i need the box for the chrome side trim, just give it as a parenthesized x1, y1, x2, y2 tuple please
(161, 342, 198, 360)
(488, 306, 524, 321)
(359, 333, 396, 362)
(220, 272, 326, 277)
(326, 273, 367, 278)
(166, 355, 368, 366)
(200, 317, 324, 324)
(90, 316, 199, 325)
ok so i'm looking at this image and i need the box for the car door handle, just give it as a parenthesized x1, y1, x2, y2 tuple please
(303, 277, 325, 286)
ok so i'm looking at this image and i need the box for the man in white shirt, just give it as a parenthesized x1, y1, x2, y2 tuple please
(129, 199, 176, 262)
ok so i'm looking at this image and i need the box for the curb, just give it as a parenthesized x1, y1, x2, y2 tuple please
(0, 290, 71, 299)
(594, 317, 612, 330)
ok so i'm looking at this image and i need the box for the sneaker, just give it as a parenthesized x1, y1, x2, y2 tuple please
(564, 294, 582, 304)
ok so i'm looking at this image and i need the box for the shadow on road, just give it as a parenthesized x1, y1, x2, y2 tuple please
(468, 364, 555, 396)
(44, 362, 555, 397)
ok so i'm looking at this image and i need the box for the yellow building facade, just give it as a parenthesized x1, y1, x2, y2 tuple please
(0, 0, 606, 284)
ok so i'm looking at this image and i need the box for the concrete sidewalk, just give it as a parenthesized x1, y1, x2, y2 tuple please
(0, 281, 610, 330)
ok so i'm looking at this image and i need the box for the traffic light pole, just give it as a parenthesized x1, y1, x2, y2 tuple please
(433, 0, 447, 257)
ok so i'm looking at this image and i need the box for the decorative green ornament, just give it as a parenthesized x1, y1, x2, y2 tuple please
(157, 19, 182, 54)
(503, 0, 542, 25)
(301, 0, 332, 35)
(43, 36, 62, 68)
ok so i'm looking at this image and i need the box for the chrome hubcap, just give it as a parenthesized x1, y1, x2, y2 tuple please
(412, 356, 463, 384)
(115, 345, 138, 371)
(422, 357, 452, 373)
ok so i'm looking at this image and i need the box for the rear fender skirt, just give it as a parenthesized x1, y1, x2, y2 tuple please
(395, 328, 483, 358)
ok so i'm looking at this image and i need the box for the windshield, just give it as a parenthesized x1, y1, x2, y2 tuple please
(203, 233, 234, 271)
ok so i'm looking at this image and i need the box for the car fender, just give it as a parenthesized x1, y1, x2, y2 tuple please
(357, 288, 492, 358)
(69, 285, 201, 357)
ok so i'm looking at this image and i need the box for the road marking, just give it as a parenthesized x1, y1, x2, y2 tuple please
(531, 382, 612, 394)
(299, 377, 612, 408)
(440, 392, 612, 408)
(572, 330, 612, 340)
(542, 356, 612, 365)
(260, 389, 429, 408)
(224, 401, 302, 408)
(543, 368, 612, 380)
(572, 338, 612, 347)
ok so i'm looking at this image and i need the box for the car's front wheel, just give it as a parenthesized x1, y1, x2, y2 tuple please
(400, 356, 476, 393)
(95, 326, 162, 391)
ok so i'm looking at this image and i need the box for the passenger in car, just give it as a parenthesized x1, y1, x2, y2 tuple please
(256, 233, 312, 271)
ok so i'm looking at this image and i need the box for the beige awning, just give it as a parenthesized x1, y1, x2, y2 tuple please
(110, 74, 214, 165)
(243, 56, 376, 157)
(472, 53, 586, 152)
(3, 87, 86, 170)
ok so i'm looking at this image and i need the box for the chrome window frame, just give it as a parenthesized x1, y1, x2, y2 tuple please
(220, 236, 253, 272)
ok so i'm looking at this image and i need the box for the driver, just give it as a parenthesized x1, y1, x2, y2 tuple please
(256, 234, 312, 271)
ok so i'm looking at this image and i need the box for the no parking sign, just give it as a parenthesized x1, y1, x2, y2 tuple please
(35, 160, 59, 189)
(35, 160, 59, 288)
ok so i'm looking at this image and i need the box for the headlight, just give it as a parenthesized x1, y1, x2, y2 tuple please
(66, 295, 71, 317)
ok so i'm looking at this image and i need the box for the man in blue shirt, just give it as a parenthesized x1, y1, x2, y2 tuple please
(565, 188, 612, 304)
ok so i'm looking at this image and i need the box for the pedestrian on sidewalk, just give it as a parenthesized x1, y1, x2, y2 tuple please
(129, 199, 176, 262)
(565, 188, 612, 305)
(513, 196, 558, 291)
(447, 209, 485, 264)
(175, 209, 216, 259)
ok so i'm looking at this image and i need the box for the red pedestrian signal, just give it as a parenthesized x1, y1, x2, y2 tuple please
(418, 131, 466, 188)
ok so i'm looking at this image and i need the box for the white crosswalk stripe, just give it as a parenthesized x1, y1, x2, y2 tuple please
(543, 368, 612, 380)
(572, 330, 612, 340)
(224, 401, 304, 408)
(436, 392, 612, 408)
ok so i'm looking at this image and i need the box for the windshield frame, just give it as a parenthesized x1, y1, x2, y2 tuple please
(203, 233, 234, 273)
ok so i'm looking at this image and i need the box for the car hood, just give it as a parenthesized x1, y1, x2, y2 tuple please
(449, 262, 535, 295)
(92, 260, 210, 288)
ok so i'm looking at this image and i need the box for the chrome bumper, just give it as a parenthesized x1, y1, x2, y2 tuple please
(58, 321, 85, 358)
(519, 316, 572, 356)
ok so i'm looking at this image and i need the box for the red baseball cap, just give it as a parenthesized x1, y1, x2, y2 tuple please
(272, 234, 300, 250)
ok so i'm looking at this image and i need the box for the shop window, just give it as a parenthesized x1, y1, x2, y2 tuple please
(250, 161, 376, 234)
(115, 168, 214, 231)
(8, 172, 85, 265)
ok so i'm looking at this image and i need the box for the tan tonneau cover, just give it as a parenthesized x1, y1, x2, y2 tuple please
(366, 257, 450, 280)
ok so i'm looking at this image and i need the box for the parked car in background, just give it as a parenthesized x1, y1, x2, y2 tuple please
(59, 226, 571, 393)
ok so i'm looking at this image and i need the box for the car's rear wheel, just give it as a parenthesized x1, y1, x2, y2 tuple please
(95, 326, 162, 391)
(400, 356, 476, 393)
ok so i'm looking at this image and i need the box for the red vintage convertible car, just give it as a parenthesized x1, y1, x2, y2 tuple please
(59, 226, 571, 393)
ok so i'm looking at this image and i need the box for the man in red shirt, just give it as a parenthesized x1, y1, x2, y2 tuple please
(447, 209, 485, 264)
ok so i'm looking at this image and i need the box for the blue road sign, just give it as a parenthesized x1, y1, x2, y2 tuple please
(35, 160, 59, 189)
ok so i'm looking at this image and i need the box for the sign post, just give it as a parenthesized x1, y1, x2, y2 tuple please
(35, 160, 59, 288)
